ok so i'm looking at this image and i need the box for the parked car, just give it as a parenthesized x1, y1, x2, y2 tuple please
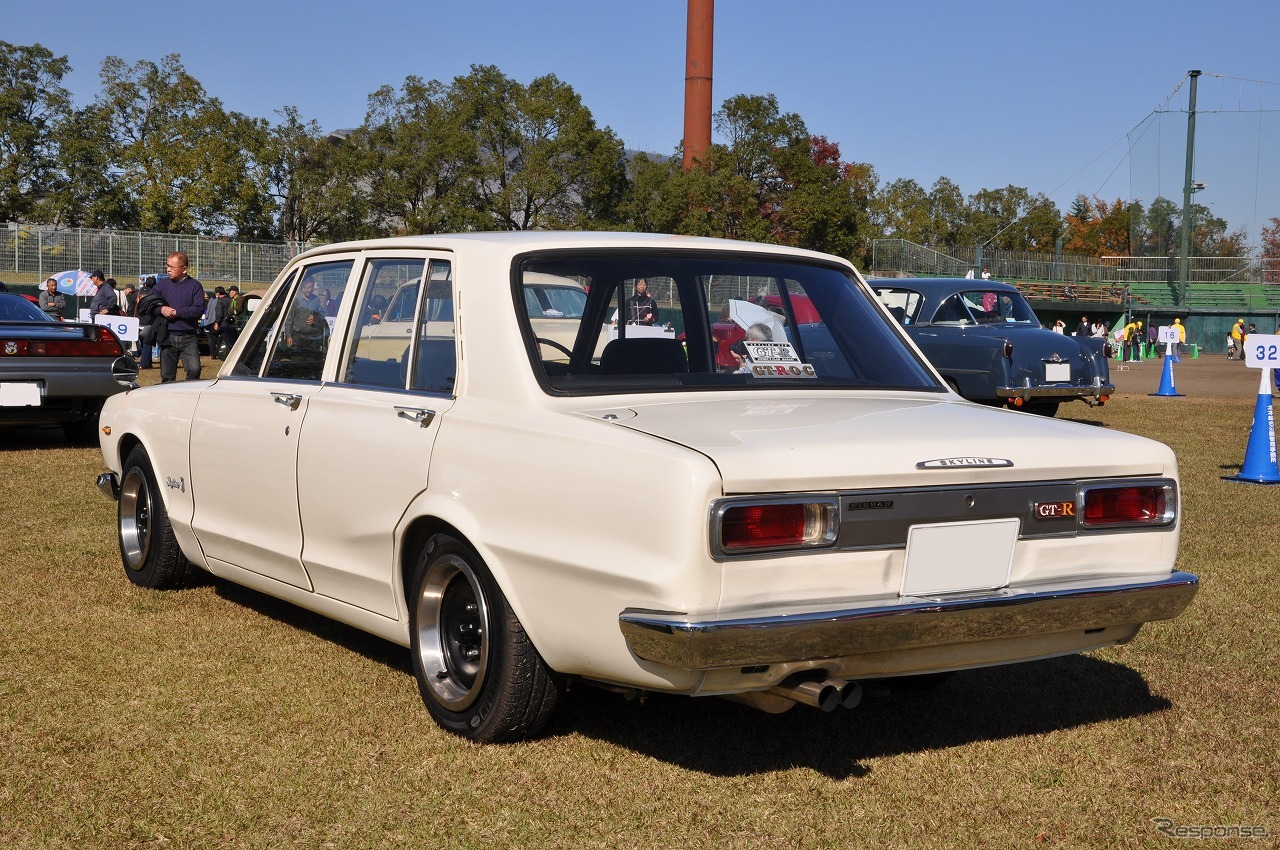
(868, 278, 1114, 416)
(0, 292, 137, 442)
(95, 233, 1196, 742)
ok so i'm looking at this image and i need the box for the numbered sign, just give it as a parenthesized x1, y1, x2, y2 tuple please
(1158, 326, 1179, 344)
(1244, 334, 1280, 369)
(94, 314, 139, 342)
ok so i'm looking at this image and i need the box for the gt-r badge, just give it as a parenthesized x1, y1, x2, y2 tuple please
(916, 457, 1014, 469)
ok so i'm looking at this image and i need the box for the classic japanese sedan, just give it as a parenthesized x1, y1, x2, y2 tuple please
(95, 233, 1196, 742)
(0, 292, 136, 442)
(868, 278, 1114, 416)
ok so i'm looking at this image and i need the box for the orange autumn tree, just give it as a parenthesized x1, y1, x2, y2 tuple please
(1260, 217, 1280, 283)
(1062, 195, 1134, 257)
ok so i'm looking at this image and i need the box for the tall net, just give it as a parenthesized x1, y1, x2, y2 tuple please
(1125, 73, 1280, 259)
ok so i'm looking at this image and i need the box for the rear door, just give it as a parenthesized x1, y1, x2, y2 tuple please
(295, 254, 457, 617)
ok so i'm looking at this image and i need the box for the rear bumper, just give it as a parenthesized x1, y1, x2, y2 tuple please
(618, 570, 1198, 670)
(996, 382, 1115, 401)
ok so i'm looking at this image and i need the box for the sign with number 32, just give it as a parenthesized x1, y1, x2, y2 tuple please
(1245, 334, 1280, 368)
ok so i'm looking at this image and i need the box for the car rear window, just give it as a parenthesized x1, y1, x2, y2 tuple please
(516, 251, 941, 396)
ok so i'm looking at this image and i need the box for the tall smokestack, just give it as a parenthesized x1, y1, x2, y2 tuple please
(682, 0, 713, 169)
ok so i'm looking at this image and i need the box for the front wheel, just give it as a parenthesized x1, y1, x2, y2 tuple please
(409, 534, 561, 742)
(118, 446, 192, 589)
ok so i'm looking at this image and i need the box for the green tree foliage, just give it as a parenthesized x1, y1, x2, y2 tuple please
(961, 185, 1061, 251)
(0, 41, 71, 222)
(623, 94, 876, 263)
(95, 54, 273, 236)
(449, 65, 628, 230)
(266, 107, 371, 242)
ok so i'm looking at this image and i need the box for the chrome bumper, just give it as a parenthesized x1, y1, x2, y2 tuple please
(96, 471, 119, 501)
(996, 382, 1115, 401)
(618, 571, 1198, 670)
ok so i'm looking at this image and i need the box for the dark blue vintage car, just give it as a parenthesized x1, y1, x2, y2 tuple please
(868, 278, 1114, 416)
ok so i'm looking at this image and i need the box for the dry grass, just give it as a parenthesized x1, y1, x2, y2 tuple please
(1, 363, 1276, 849)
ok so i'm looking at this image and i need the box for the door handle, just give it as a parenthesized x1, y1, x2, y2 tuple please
(271, 392, 303, 410)
(395, 406, 436, 428)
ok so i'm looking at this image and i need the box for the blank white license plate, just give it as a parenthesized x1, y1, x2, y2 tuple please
(0, 382, 41, 407)
(1044, 362, 1071, 382)
(901, 518, 1019, 596)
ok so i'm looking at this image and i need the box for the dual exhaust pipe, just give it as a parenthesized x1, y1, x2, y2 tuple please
(769, 677, 862, 712)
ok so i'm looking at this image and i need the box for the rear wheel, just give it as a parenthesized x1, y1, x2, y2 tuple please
(409, 534, 560, 742)
(118, 446, 192, 589)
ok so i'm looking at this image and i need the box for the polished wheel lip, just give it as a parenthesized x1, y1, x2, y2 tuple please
(119, 466, 151, 572)
(416, 555, 490, 712)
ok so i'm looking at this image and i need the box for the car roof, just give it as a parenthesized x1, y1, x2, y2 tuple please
(867, 277, 1021, 296)
(292, 231, 853, 268)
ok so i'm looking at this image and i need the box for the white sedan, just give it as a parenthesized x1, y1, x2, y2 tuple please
(95, 232, 1197, 742)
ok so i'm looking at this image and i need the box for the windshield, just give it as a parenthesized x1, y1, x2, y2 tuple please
(0, 294, 54, 322)
(517, 252, 940, 395)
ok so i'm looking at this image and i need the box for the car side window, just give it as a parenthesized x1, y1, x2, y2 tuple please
(340, 258, 428, 389)
(261, 260, 354, 381)
(233, 270, 296, 377)
(932, 295, 973, 325)
(409, 260, 456, 395)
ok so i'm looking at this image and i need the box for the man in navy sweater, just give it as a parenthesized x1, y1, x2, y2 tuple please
(153, 252, 206, 382)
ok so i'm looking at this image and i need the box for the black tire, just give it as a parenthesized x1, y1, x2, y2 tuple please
(118, 446, 192, 589)
(409, 534, 560, 742)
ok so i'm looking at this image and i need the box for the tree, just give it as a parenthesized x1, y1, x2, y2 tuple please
(1260, 217, 1280, 283)
(358, 77, 479, 235)
(449, 65, 628, 231)
(95, 54, 273, 236)
(960, 185, 1061, 251)
(265, 108, 372, 242)
(0, 41, 72, 222)
(1062, 196, 1134, 257)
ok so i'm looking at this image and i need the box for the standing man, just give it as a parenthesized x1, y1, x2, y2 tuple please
(224, 285, 245, 346)
(624, 278, 658, 326)
(39, 277, 65, 319)
(153, 252, 206, 382)
(1075, 315, 1090, 337)
(203, 286, 230, 360)
(1230, 319, 1246, 360)
(88, 272, 119, 315)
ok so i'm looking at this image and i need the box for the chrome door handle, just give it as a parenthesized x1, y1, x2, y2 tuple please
(271, 392, 303, 410)
(395, 406, 436, 428)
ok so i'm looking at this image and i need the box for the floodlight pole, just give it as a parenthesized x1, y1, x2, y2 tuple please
(1177, 70, 1201, 306)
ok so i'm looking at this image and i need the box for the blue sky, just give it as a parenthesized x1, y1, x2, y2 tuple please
(13, 1, 1280, 246)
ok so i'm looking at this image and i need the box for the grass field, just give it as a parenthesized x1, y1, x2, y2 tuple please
(2, 361, 1277, 849)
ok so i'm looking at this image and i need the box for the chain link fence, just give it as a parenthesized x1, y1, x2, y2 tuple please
(2, 222, 313, 288)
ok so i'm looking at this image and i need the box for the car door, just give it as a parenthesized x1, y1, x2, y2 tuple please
(189, 257, 357, 589)
(295, 254, 457, 618)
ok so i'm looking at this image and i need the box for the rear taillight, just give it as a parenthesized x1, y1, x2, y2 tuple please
(21, 326, 125, 358)
(716, 499, 838, 554)
(1081, 484, 1175, 528)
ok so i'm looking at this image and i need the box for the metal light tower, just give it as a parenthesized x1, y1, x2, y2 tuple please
(1177, 70, 1201, 306)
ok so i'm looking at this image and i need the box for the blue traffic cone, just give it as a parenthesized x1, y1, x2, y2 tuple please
(1148, 352, 1183, 397)
(1224, 369, 1280, 484)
